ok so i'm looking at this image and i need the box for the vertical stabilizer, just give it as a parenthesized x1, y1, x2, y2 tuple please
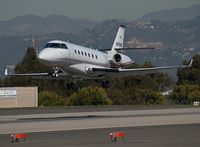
(111, 25, 125, 51)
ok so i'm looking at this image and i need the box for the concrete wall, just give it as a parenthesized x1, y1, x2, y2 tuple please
(0, 87, 38, 108)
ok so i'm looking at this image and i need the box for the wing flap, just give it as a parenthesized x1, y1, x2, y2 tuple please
(92, 59, 193, 77)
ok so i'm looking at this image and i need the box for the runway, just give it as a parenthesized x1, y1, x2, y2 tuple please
(1, 124, 200, 147)
(0, 107, 200, 146)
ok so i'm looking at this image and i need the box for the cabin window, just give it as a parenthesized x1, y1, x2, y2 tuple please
(74, 50, 77, 54)
(81, 51, 83, 55)
(88, 53, 90, 57)
(85, 52, 87, 56)
(95, 55, 98, 59)
(78, 50, 80, 55)
(92, 54, 94, 58)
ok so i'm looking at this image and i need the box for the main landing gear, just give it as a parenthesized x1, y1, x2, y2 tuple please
(102, 80, 110, 88)
(50, 67, 60, 78)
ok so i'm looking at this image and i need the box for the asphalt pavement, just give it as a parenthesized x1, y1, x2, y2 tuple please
(0, 107, 200, 147)
(0, 124, 200, 147)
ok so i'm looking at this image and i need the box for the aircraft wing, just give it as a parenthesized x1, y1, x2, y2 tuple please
(4, 67, 68, 78)
(92, 59, 193, 77)
(4, 68, 50, 77)
(99, 47, 156, 51)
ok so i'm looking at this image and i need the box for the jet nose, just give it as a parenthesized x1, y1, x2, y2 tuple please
(38, 51, 47, 61)
(38, 49, 51, 64)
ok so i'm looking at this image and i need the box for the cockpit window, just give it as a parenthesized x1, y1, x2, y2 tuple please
(45, 43, 68, 49)
(46, 43, 60, 48)
(61, 44, 68, 49)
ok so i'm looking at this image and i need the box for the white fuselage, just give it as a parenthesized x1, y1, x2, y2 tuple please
(38, 40, 117, 78)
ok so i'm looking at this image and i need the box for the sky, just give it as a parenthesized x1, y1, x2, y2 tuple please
(1, 0, 200, 21)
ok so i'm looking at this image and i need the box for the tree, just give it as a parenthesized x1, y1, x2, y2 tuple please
(2, 47, 53, 87)
(67, 87, 112, 106)
(144, 89, 165, 105)
(172, 54, 200, 104)
(177, 54, 200, 84)
(39, 90, 65, 106)
(15, 47, 50, 73)
(170, 84, 200, 104)
(107, 88, 129, 105)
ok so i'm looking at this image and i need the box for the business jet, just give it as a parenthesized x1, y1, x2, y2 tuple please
(5, 25, 193, 79)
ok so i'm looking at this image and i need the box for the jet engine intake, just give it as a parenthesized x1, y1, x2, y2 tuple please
(113, 53, 122, 63)
(85, 66, 93, 74)
(110, 53, 133, 67)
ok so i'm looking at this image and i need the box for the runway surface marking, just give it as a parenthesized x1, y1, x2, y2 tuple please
(0, 108, 200, 134)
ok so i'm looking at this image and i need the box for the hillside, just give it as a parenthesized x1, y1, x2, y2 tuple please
(0, 14, 99, 36)
(1, 4, 200, 37)
(137, 4, 200, 22)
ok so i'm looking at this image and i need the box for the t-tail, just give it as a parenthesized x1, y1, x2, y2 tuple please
(111, 25, 125, 52)
(107, 25, 133, 68)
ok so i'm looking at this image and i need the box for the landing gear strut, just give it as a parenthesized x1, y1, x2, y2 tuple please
(67, 82, 77, 90)
(102, 80, 110, 88)
(51, 67, 60, 78)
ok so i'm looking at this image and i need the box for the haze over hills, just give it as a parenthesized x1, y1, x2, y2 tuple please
(0, 4, 200, 78)
(0, 14, 99, 36)
(0, 4, 200, 37)
(137, 4, 200, 22)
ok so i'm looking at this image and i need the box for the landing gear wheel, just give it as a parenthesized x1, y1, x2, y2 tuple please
(51, 67, 60, 78)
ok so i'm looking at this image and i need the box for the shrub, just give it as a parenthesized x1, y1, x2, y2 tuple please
(39, 90, 65, 106)
(67, 87, 112, 106)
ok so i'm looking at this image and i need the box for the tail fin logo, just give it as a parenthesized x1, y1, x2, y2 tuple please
(116, 42, 123, 47)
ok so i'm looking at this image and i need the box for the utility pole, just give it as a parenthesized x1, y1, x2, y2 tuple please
(32, 33, 35, 48)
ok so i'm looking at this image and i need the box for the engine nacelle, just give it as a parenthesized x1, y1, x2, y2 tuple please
(113, 53, 122, 63)
(85, 66, 93, 74)
(112, 53, 133, 66)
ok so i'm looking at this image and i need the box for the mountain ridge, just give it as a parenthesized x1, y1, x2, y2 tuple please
(137, 4, 200, 22)
(0, 14, 99, 36)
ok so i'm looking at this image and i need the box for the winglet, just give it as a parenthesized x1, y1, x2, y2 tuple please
(4, 68, 8, 76)
(4, 66, 15, 76)
(188, 59, 193, 67)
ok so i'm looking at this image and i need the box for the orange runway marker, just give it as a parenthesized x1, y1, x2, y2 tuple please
(10, 133, 27, 142)
(109, 132, 125, 142)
